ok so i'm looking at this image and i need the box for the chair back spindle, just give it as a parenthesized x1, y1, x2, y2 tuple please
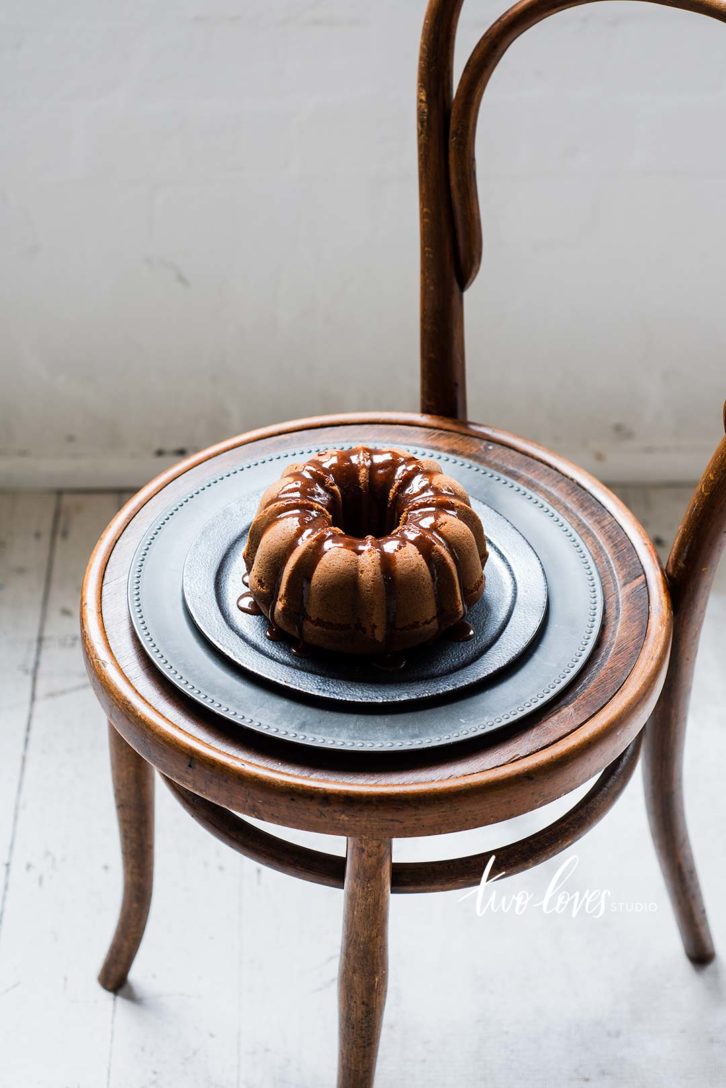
(418, 0, 726, 419)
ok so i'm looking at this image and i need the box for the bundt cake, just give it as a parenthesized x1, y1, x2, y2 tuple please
(242, 446, 488, 655)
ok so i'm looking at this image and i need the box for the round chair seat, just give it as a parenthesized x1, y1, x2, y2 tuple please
(81, 412, 671, 840)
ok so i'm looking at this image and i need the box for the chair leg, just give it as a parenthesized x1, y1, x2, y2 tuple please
(643, 677, 714, 964)
(337, 838, 391, 1088)
(643, 410, 726, 965)
(98, 722, 155, 992)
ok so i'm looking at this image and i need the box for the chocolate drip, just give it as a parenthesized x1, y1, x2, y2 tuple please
(377, 537, 401, 650)
(388, 460, 440, 528)
(236, 592, 261, 615)
(406, 509, 467, 616)
(398, 521, 445, 631)
(372, 652, 407, 671)
(267, 524, 333, 639)
(446, 618, 475, 642)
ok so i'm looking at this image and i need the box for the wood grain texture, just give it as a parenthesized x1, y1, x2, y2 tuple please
(643, 408, 726, 963)
(418, 0, 466, 418)
(162, 735, 640, 894)
(337, 838, 391, 1088)
(98, 722, 155, 992)
(80, 413, 671, 839)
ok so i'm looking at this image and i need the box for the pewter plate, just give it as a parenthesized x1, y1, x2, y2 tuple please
(128, 444, 604, 752)
(181, 498, 547, 705)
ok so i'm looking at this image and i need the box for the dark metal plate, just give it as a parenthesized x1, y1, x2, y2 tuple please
(181, 498, 547, 706)
(128, 444, 604, 752)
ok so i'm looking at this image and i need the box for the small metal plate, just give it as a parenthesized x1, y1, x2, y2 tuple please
(128, 444, 604, 752)
(181, 498, 547, 706)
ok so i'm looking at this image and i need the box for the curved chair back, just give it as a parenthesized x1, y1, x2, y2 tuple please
(417, 0, 726, 418)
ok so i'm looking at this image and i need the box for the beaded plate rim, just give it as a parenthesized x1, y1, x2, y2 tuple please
(180, 498, 545, 704)
(128, 444, 603, 751)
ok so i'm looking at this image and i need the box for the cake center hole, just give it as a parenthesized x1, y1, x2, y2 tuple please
(335, 483, 392, 539)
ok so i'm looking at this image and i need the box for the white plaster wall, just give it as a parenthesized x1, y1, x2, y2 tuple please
(1, 0, 725, 487)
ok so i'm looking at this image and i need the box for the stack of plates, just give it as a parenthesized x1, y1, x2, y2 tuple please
(128, 445, 603, 753)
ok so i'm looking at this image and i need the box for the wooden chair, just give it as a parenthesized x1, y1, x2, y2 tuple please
(81, 1, 726, 1084)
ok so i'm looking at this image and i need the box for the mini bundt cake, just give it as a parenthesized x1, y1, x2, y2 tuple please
(242, 446, 488, 655)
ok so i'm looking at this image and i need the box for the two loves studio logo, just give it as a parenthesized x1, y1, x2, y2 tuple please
(459, 854, 659, 918)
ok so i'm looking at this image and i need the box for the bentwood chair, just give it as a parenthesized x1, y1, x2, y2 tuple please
(81, 1, 726, 1084)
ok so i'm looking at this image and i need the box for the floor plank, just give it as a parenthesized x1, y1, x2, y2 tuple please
(0, 493, 121, 1087)
(107, 788, 242, 1088)
(0, 492, 58, 924)
(108, 492, 242, 1086)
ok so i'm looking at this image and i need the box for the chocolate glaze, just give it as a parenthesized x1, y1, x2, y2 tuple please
(236, 592, 261, 615)
(372, 652, 407, 671)
(243, 446, 488, 654)
(446, 618, 475, 642)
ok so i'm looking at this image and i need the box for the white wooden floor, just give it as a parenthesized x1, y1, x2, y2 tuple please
(0, 487, 724, 1088)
